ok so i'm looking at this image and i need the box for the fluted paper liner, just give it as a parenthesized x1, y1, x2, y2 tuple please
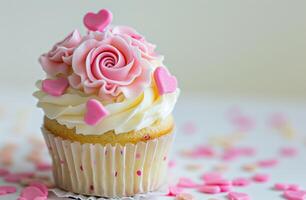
(42, 128, 174, 198)
(50, 188, 165, 200)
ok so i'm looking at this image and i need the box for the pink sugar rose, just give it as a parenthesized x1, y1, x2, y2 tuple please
(39, 30, 82, 76)
(111, 26, 163, 61)
(69, 35, 151, 99)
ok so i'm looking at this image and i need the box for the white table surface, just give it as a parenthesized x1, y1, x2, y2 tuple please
(0, 91, 306, 200)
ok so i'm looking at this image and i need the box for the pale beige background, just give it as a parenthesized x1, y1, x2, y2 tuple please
(0, 0, 305, 99)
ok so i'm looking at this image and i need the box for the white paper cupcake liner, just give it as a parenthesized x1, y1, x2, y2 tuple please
(50, 187, 165, 200)
(42, 128, 174, 198)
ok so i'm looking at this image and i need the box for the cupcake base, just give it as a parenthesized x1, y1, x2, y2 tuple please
(42, 128, 174, 198)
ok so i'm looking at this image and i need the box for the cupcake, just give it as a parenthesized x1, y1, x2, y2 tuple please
(34, 9, 179, 198)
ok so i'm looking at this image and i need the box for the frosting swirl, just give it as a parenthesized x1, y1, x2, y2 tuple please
(68, 34, 152, 100)
(39, 30, 82, 76)
(34, 82, 179, 135)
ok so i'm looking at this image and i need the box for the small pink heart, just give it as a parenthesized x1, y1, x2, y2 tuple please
(284, 190, 306, 200)
(83, 9, 113, 32)
(154, 66, 177, 95)
(201, 172, 222, 182)
(228, 192, 250, 200)
(42, 77, 69, 97)
(4, 172, 34, 183)
(274, 183, 289, 191)
(252, 173, 270, 183)
(35, 162, 52, 171)
(29, 182, 48, 196)
(232, 178, 250, 187)
(197, 185, 221, 194)
(0, 186, 17, 195)
(84, 99, 109, 126)
(177, 177, 199, 188)
(0, 168, 9, 176)
(19, 186, 46, 200)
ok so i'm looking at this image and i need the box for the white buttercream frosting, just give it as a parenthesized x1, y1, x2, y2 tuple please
(34, 81, 179, 135)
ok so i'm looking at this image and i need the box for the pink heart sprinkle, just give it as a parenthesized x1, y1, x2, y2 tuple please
(168, 160, 176, 168)
(257, 159, 278, 168)
(252, 173, 270, 183)
(42, 77, 69, 97)
(198, 185, 221, 194)
(154, 66, 177, 95)
(4, 172, 34, 183)
(201, 172, 223, 182)
(177, 177, 199, 188)
(288, 184, 300, 191)
(222, 147, 256, 161)
(280, 147, 298, 157)
(36, 162, 52, 171)
(83, 9, 113, 32)
(220, 185, 232, 192)
(230, 114, 255, 132)
(30, 182, 48, 196)
(228, 192, 250, 200)
(190, 146, 215, 158)
(19, 186, 47, 200)
(0, 186, 17, 195)
(232, 178, 250, 187)
(84, 99, 109, 126)
(274, 183, 289, 191)
(167, 186, 184, 196)
(284, 190, 306, 200)
(0, 168, 9, 176)
(206, 179, 232, 186)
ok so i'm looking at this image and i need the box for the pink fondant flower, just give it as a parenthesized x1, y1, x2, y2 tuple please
(39, 30, 82, 76)
(69, 35, 151, 99)
(110, 26, 163, 61)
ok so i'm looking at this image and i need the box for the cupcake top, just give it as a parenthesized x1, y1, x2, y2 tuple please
(34, 9, 179, 135)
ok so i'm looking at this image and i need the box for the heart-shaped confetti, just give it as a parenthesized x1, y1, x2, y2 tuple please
(284, 190, 306, 200)
(252, 173, 270, 183)
(83, 9, 113, 32)
(257, 158, 278, 168)
(274, 183, 289, 191)
(154, 66, 177, 95)
(4, 172, 34, 183)
(206, 179, 232, 186)
(228, 192, 250, 200)
(288, 184, 300, 191)
(29, 182, 48, 196)
(280, 147, 297, 157)
(19, 186, 47, 200)
(0, 186, 17, 195)
(232, 178, 250, 187)
(0, 168, 9, 176)
(177, 177, 199, 188)
(220, 185, 232, 192)
(84, 99, 109, 126)
(201, 172, 223, 182)
(42, 77, 69, 97)
(35, 162, 52, 171)
(198, 185, 221, 194)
